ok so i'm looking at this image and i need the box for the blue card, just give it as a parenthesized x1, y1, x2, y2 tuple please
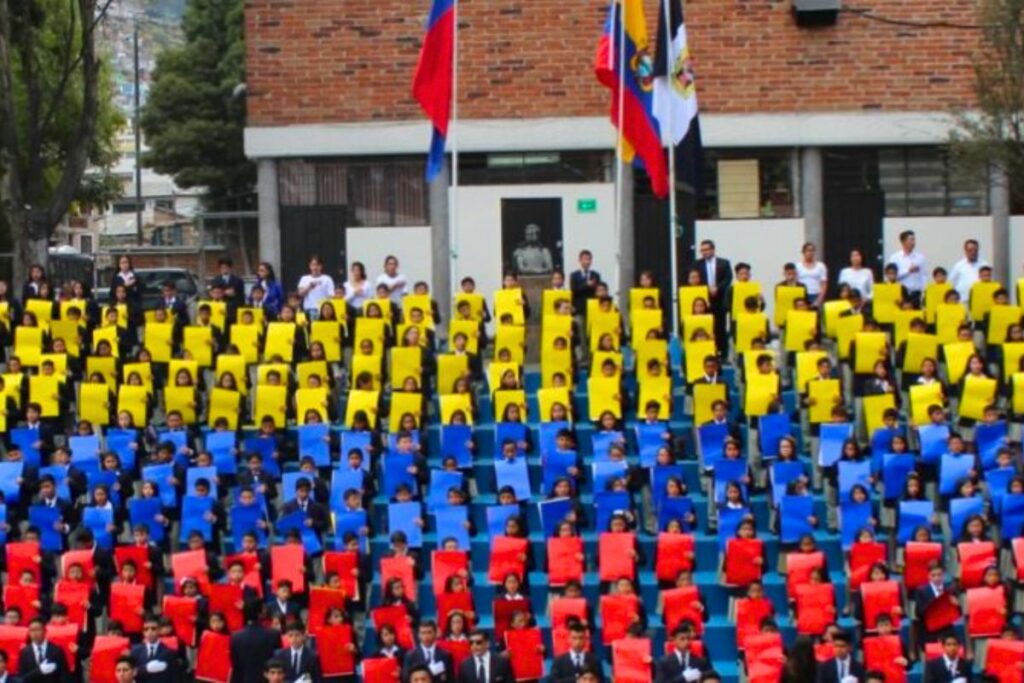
(717, 506, 751, 550)
(650, 464, 685, 507)
(297, 424, 331, 467)
(538, 497, 574, 537)
(538, 422, 570, 458)
(758, 413, 791, 458)
(950, 496, 984, 540)
(69, 435, 100, 462)
(494, 422, 528, 453)
(591, 431, 624, 462)
(593, 491, 631, 533)
(778, 495, 814, 544)
(440, 425, 473, 468)
(881, 453, 916, 502)
(1001, 494, 1024, 539)
(939, 453, 974, 496)
(388, 501, 424, 548)
(0, 462, 25, 504)
(275, 510, 322, 555)
(818, 423, 853, 468)
(334, 509, 368, 552)
(179, 495, 213, 543)
(185, 466, 218, 496)
(918, 424, 950, 465)
(29, 504, 63, 551)
(205, 431, 238, 475)
(83, 506, 115, 549)
(837, 460, 872, 504)
(329, 469, 365, 512)
(0, 506, 8, 545)
(897, 500, 933, 544)
(427, 470, 464, 513)
(635, 423, 669, 469)
(282, 472, 317, 503)
(383, 454, 418, 497)
(494, 457, 531, 500)
(39, 465, 71, 501)
(974, 421, 1007, 471)
(231, 502, 267, 548)
(142, 464, 178, 508)
(433, 505, 471, 550)
(128, 497, 165, 543)
(839, 501, 873, 549)
(698, 423, 728, 471)
(592, 460, 628, 494)
(70, 448, 100, 481)
(987, 467, 1015, 515)
(105, 428, 139, 472)
(486, 504, 520, 538)
(340, 430, 372, 470)
(770, 461, 805, 504)
(657, 496, 695, 532)
(87, 470, 121, 506)
(542, 450, 577, 494)
(242, 435, 280, 477)
(9, 428, 41, 468)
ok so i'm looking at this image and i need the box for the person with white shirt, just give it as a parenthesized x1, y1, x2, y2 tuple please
(656, 627, 710, 683)
(272, 621, 321, 683)
(888, 230, 928, 305)
(815, 630, 864, 683)
(296, 256, 335, 319)
(376, 255, 408, 306)
(838, 249, 875, 300)
(459, 630, 514, 683)
(923, 634, 972, 683)
(550, 623, 603, 683)
(795, 242, 828, 308)
(403, 621, 455, 682)
(343, 261, 372, 312)
(948, 239, 989, 301)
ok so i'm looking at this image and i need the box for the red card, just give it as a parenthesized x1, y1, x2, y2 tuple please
(363, 657, 400, 683)
(860, 580, 902, 630)
(114, 545, 153, 589)
(431, 550, 469, 596)
(371, 606, 414, 649)
(505, 627, 545, 681)
(748, 661, 784, 683)
(208, 583, 244, 632)
(905, 542, 943, 590)
(548, 536, 584, 586)
(195, 630, 232, 683)
(379, 556, 417, 603)
(663, 586, 704, 635)
(736, 597, 775, 651)
(488, 536, 529, 584)
(958, 541, 996, 588)
(437, 591, 475, 632)
(438, 639, 472, 672)
(612, 637, 652, 683)
(308, 587, 346, 636)
(795, 583, 836, 636)
(744, 632, 785, 667)
(923, 590, 962, 633)
(61, 549, 97, 585)
(814, 642, 835, 663)
(162, 595, 198, 646)
(46, 622, 80, 673)
(0, 625, 26, 674)
(223, 551, 261, 575)
(863, 635, 907, 683)
(849, 541, 888, 591)
(493, 598, 531, 644)
(172, 549, 210, 595)
(724, 538, 764, 586)
(600, 594, 640, 645)
(551, 597, 588, 630)
(6, 542, 41, 585)
(925, 642, 964, 660)
(1014, 539, 1024, 581)
(785, 551, 824, 597)
(655, 533, 695, 582)
(322, 550, 359, 600)
(599, 532, 636, 581)
(317, 624, 356, 676)
(3, 584, 39, 624)
(54, 580, 91, 628)
(271, 544, 306, 594)
(110, 582, 146, 634)
(967, 585, 1007, 637)
(985, 639, 1024, 683)
(89, 635, 131, 683)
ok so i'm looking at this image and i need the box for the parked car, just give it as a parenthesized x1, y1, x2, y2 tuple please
(134, 268, 201, 310)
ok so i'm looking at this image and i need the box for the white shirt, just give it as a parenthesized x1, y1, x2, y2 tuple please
(376, 272, 408, 305)
(888, 249, 928, 293)
(943, 655, 960, 674)
(298, 273, 335, 312)
(796, 261, 828, 297)
(948, 256, 989, 300)
(838, 267, 874, 300)
(343, 280, 372, 309)
(704, 257, 716, 286)
(474, 653, 490, 682)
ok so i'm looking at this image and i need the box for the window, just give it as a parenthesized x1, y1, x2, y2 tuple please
(79, 235, 93, 254)
(878, 146, 988, 216)
(697, 148, 798, 219)
(278, 158, 429, 227)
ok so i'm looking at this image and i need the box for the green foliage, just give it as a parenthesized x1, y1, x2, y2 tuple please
(141, 0, 254, 208)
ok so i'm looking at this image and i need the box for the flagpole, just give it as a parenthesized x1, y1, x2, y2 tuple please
(448, 0, 460, 303)
(663, 0, 680, 339)
(614, 0, 626, 304)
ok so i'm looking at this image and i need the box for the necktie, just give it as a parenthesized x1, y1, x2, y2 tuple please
(840, 660, 847, 679)
(36, 645, 42, 663)
(426, 648, 433, 664)
(477, 656, 486, 682)
(574, 653, 581, 670)
(293, 649, 301, 671)
(149, 644, 156, 659)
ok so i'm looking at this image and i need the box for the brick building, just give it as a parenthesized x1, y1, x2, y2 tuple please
(245, 0, 1011, 312)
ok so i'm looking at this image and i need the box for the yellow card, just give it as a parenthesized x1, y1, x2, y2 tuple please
(297, 361, 329, 387)
(987, 305, 1021, 346)
(774, 286, 806, 327)
(183, 327, 214, 367)
(541, 351, 573, 389)
(630, 309, 661, 341)
(853, 332, 889, 375)
(439, 393, 474, 425)
(253, 385, 288, 428)
(355, 318, 387, 354)
(117, 384, 150, 426)
(92, 326, 120, 358)
(744, 372, 779, 417)
(1013, 373, 1024, 415)
(909, 383, 945, 426)
(693, 383, 727, 425)
(537, 387, 572, 423)
(822, 300, 853, 339)
(436, 354, 469, 396)
(731, 281, 763, 319)
(49, 320, 81, 357)
(1004, 342, 1024, 380)
(684, 340, 718, 383)
(936, 303, 967, 344)
(208, 388, 241, 429)
(264, 322, 297, 362)
(969, 281, 1002, 322)
(872, 283, 904, 324)
(25, 299, 53, 326)
(39, 353, 68, 379)
(350, 355, 383, 391)
(587, 376, 622, 420)
(588, 310, 622, 351)
(494, 325, 526, 365)
(795, 351, 828, 394)
(678, 286, 710, 323)
(835, 314, 864, 360)
(542, 290, 572, 317)
(78, 383, 111, 426)
(235, 306, 265, 328)
(168, 360, 199, 386)
(28, 375, 60, 417)
(541, 315, 573, 340)
(635, 340, 669, 383)
(143, 322, 175, 363)
(943, 341, 976, 385)
(495, 289, 526, 326)
(630, 287, 662, 313)
(296, 386, 330, 423)
(808, 378, 841, 424)
(2, 373, 22, 409)
(100, 304, 129, 329)
(121, 362, 154, 392)
(164, 386, 197, 424)
(85, 356, 118, 390)
(591, 351, 623, 380)
(453, 293, 485, 321)
(902, 333, 939, 374)
(784, 310, 818, 352)
(893, 309, 925, 348)
(494, 389, 527, 423)
(215, 355, 249, 395)
(863, 394, 896, 437)
(638, 377, 672, 419)
(447, 320, 480, 355)
(344, 390, 380, 427)
(960, 375, 997, 421)
(735, 313, 769, 353)
(256, 363, 291, 386)
(681, 315, 715, 342)
(201, 300, 228, 331)
(390, 347, 423, 388)
(230, 324, 261, 365)
(310, 321, 344, 362)
(14, 326, 43, 367)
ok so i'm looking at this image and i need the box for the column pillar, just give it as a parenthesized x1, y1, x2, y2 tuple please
(430, 160, 453, 321)
(801, 147, 824, 247)
(256, 159, 280, 273)
(990, 163, 1011, 286)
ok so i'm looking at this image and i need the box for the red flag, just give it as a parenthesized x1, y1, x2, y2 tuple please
(411, 0, 455, 180)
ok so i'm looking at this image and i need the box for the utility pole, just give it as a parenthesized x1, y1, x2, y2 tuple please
(133, 23, 143, 245)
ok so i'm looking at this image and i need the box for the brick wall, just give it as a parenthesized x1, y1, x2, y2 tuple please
(245, 0, 979, 126)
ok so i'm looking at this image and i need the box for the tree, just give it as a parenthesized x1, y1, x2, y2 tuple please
(950, 0, 1024, 207)
(141, 0, 254, 210)
(0, 0, 122, 284)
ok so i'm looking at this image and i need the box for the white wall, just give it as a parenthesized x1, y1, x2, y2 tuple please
(346, 226, 433, 290)
(453, 184, 617, 300)
(695, 218, 806, 316)
(1008, 217, 1024, 284)
(881, 216, 994, 275)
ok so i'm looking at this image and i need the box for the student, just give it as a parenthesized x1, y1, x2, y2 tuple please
(922, 634, 971, 683)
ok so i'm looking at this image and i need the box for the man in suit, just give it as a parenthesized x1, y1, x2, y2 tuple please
(160, 280, 190, 327)
(815, 630, 864, 683)
(129, 615, 180, 682)
(690, 240, 732, 349)
(923, 634, 972, 683)
(569, 250, 600, 316)
(280, 478, 330, 539)
(230, 605, 282, 683)
(266, 580, 303, 626)
(403, 620, 454, 682)
(211, 257, 246, 310)
(656, 626, 710, 683)
(17, 617, 67, 682)
(458, 630, 514, 683)
(549, 622, 602, 683)
(913, 562, 959, 645)
(272, 621, 321, 683)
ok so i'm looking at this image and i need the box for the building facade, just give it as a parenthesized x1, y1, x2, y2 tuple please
(244, 0, 1012, 313)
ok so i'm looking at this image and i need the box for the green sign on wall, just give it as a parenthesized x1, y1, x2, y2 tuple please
(577, 198, 597, 214)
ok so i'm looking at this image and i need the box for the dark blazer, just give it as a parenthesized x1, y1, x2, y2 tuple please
(16, 641, 67, 683)
(569, 269, 601, 314)
(458, 652, 515, 683)
(211, 274, 246, 309)
(280, 498, 329, 535)
(130, 640, 180, 683)
(690, 258, 732, 302)
(815, 658, 865, 683)
(402, 645, 455, 682)
(922, 656, 972, 683)
(230, 624, 282, 683)
(266, 598, 302, 624)
(273, 645, 322, 683)
(655, 651, 710, 683)
(549, 650, 603, 683)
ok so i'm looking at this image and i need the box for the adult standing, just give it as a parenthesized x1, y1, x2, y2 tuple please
(22, 263, 47, 302)
(837, 249, 875, 301)
(795, 242, 828, 309)
(230, 605, 282, 683)
(813, 631, 864, 683)
(16, 617, 66, 682)
(297, 256, 335, 320)
(922, 634, 972, 683)
(376, 255, 408, 306)
(343, 261, 373, 314)
(254, 262, 283, 318)
(111, 255, 143, 310)
(211, 257, 246, 309)
(690, 240, 732, 349)
(457, 630, 514, 683)
(129, 615, 179, 682)
(569, 250, 601, 315)
(888, 230, 927, 307)
(550, 623, 602, 683)
(402, 620, 454, 682)
(948, 239, 988, 301)
(656, 626, 710, 683)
